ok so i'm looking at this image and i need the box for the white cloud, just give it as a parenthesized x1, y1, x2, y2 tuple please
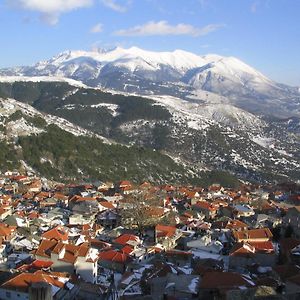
(114, 21, 224, 37)
(100, 0, 129, 13)
(90, 23, 103, 33)
(8, 0, 93, 25)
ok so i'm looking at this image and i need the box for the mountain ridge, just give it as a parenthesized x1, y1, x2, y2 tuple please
(1, 46, 299, 119)
(0, 80, 299, 184)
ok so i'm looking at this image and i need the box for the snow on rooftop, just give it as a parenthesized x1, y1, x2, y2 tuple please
(188, 277, 199, 294)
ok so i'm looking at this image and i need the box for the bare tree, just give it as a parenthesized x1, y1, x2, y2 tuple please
(120, 191, 161, 233)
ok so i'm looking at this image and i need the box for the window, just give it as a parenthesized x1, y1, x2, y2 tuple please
(6, 291, 11, 298)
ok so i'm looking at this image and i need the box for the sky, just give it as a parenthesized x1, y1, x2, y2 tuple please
(0, 0, 299, 86)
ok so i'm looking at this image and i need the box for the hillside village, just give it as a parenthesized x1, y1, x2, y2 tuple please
(0, 171, 299, 299)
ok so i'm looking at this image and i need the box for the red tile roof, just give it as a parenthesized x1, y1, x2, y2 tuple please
(156, 224, 177, 238)
(1, 271, 67, 293)
(42, 226, 68, 242)
(194, 201, 217, 212)
(114, 234, 140, 246)
(31, 260, 53, 269)
(233, 228, 273, 242)
(200, 271, 255, 289)
(99, 250, 131, 263)
(98, 201, 115, 209)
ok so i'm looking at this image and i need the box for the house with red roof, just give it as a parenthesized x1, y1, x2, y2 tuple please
(41, 226, 69, 242)
(98, 201, 116, 212)
(155, 224, 182, 250)
(98, 249, 132, 273)
(192, 200, 218, 219)
(0, 270, 75, 300)
(0, 223, 17, 242)
(32, 240, 98, 283)
(232, 228, 273, 243)
(199, 271, 255, 299)
(114, 234, 141, 248)
(229, 241, 276, 268)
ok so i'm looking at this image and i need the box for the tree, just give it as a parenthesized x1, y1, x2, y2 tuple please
(284, 224, 294, 238)
(119, 191, 162, 233)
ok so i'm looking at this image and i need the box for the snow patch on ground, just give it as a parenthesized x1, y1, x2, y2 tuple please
(0, 98, 112, 144)
(0, 76, 87, 88)
(90, 103, 119, 117)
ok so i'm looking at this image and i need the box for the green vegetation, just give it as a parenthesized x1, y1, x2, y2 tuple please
(0, 82, 172, 138)
(201, 170, 240, 188)
(18, 124, 194, 183)
(5, 110, 47, 129)
(0, 141, 19, 171)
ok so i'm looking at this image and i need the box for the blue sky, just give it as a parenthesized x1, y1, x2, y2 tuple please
(0, 0, 299, 86)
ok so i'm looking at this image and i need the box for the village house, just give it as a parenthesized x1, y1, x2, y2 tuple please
(155, 224, 183, 250)
(199, 271, 255, 299)
(232, 227, 273, 243)
(0, 270, 77, 300)
(32, 240, 98, 283)
(192, 200, 218, 219)
(98, 249, 132, 273)
(229, 240, 277, 269)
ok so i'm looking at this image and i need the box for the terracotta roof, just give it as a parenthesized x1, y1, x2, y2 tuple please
(53, 193, 68, 200)
(98, 201, 115, 209)
(233, 228, 273, 242)
(11, 175, 28, 181)
(230, 241, 274, 256)
(144, 206, 165, 218)
(0, 223, 17, 238)
(119, 181, 132, 187)
(99, 250, 131, 263)
(42, 226, 68, 242)
(1, 271, 66, 293)
(70, 195, 97, 202)
(229, 242, 255, 257)
(248, 241, 274, 253)
(27, 211, 39, 219)
(212, 219, 248, 230)
(139, 182, 152, 189)
(33, 239, 58, 258)
(114, 234, 140, 246)
(34, 240, 92, 263)
(200, 271, 255, 289)
(31, 260, 53, 269)
(233, 195, 250, 203)
(156, 224, 177, 238)
(194, 201, 217, 211)
(121, 245, 134, 255)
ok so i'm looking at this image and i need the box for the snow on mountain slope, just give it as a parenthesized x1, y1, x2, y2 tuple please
(0, 97, 110, 143)
(148, 95, 266, 132)
(42, 47, 207, 71)
(1, 46, 299, 118)
(183, 56, 283, 97)
(0, 76, 87, 88)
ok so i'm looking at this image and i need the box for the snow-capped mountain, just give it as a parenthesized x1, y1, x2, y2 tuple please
(2, 46, 299, 118)
(1, 47, 300, 183)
